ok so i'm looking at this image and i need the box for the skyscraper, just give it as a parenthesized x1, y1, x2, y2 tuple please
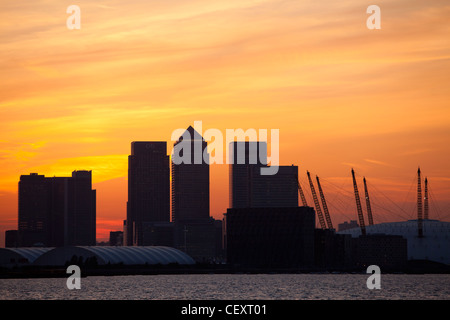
(171, 126, 216, 261)
(18, 173, 49, 246)
(18, 171, 96, 247)
(229, 141, 298, 208)
(126, 141, 170, 246)
(68, 170, 96, 246)
(229, 141, 267, 208)
(264, 165, 298, 207)
(171, 126, 210, 222)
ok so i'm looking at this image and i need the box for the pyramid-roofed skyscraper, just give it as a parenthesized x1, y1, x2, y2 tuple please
(171, 126, 210, 222)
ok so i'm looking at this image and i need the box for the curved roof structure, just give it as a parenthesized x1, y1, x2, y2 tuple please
(34, 246, 195, 266)
(338, 219, 450, 265)
(0, 247, 53, 267)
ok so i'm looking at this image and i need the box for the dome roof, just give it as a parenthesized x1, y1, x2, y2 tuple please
(34, 246, 195, 266)
(338, 219, 450, 237)
(0, 247, 53, 267)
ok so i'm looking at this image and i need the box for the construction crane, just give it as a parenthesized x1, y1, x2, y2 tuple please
(417, 167, 423, 238)
(424, 177, 429, 220)
(351, 169, 366, 236)
(316, 175, 333, 230)
(307, 171, 327, 229)
(296, 172, 308, 207)
(363, 177, 374, 226)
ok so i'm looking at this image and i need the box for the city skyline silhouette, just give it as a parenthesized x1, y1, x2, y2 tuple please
(1, 0, 450, 248)
(3, 128, 450, 247)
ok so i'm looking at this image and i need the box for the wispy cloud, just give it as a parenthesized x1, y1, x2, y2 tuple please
(398, 148, 435, 156)
(341, 162, 365, 170)
(364, 159, 395, 167)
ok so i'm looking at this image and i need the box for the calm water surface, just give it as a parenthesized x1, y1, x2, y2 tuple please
(0, 274, 449, 300)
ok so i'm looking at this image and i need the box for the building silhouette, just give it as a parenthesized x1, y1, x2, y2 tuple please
(5, 230, 19, 248)
(126, 141, 170, 246)
(314, 229, 353, 270)
(171, 126, 222, 261)
(353, 234, 407, 270)
(141, 221, 174, 247)
(69, 171, 96, 246)
(171, 126, 210, 222)
(18, 173, 49, 246)
(338, 220, 359, 232)
(265, 165, 298, 207)
(225, 207, 315, 269)
(17, 171, 96, 247)
(229, 141, 267, 208)
(109, 231, 123, 246)
(229, 141, 298, 208)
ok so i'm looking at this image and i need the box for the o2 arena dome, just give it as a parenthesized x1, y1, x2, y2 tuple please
(336, 168, 449, 265)
(338, 219, 450, 265)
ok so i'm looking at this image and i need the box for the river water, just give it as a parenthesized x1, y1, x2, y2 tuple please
(1, 274, 449, 300)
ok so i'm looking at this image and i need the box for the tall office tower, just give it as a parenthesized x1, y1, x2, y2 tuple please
(18, 173, 50, 246)
(68, 170, 96, 246)
(171, 126, 213, 261)
(229, 141, 298, 208)
(18, 171, 96, 247)
(265, 165, 298, 207)
(171, 126, 210, 222)
(48, 177, 67, 246)
(126, 141, 170, 246)
(229, 141, 267, 208)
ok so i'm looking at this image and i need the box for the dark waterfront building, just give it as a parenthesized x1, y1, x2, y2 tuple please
(17, 171, 96, 247)
(353, 234, 407, 270)
(5, 230, 19, 248)
(138, 219, 223, 262)
(338, 220, 359, 232)
(141, 221, 174, 247)
(173, 218, 223, 262)
(225, 207, 315, 269)
(171, 126, 210, 222)
(126, 141, 170, 246)
(314, 229, 354, 270)
(229, 141, 298, 208)
(122, 220, 128, 246)
(109, 231, 123, 246)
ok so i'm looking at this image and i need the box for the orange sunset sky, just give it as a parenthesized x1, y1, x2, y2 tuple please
(1, 0, 450, 246)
